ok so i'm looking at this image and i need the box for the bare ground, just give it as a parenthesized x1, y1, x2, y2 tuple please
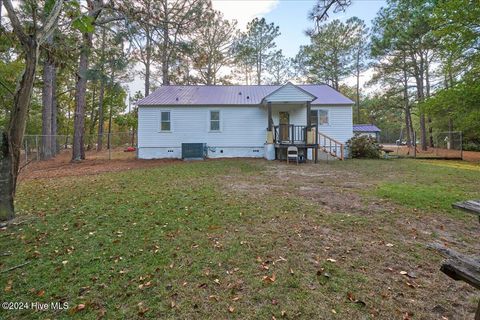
(19, 149, 180, 181)
(222, 161, 480, 319)
(13, 155, 480, 318)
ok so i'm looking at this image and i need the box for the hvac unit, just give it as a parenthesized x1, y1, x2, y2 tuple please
(181, 143, 206, 160)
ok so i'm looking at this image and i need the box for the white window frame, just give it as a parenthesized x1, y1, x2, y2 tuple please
(311, 109, 330, 126)
(159, 110, 172, 132)
(209, 110, 222, 132)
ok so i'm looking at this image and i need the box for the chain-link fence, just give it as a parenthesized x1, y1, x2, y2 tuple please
(21, 132, 137, 167)
(386, 131, 463, 159)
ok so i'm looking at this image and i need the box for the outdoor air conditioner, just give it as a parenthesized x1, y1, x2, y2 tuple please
(181, 143, 206, 160)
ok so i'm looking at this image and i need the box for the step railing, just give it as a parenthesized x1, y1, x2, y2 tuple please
(317, 132, 344, 160)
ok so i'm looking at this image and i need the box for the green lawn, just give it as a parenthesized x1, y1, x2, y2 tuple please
(1, 159, 479, 319)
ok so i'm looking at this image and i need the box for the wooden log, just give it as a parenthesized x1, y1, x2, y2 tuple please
(452, 200, 480, 213)
(453, 200, 480, 223)
(429, 243, 480, 290)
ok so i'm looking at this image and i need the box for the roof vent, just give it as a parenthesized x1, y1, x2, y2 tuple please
(246, 96, 250, 99)
(175, 97, 179, 101)
(238, 92, 242, 95)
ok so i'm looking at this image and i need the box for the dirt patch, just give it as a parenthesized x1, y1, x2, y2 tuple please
(218, 160, 479, 319)
(19, 150, 179, 181)
(387, 144, 480, 162)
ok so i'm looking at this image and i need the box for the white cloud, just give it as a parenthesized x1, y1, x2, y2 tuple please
(212, 0, 279, 29)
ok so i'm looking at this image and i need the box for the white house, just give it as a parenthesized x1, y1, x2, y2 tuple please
(137, 82, 354, 161)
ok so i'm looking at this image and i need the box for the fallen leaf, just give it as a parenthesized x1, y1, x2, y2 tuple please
(97, 307, 107, 318)
(137, 302, 149, 316)
(4, 280, 12, 292)
(346, 292, 366, 307)
(228, 306, 235, 313)
(326, 258, 336, 263)
(385, 243, 394, 247)
(331, 309, 337, 314)
(262, 274, 276, 283)
(37, 289, 45, 297)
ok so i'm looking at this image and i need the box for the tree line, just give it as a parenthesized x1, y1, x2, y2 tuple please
(0, 0, 479, 221)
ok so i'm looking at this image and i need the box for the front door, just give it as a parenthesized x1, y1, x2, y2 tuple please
(279, 112, 290, 141)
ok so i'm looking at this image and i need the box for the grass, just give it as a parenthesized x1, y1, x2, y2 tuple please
(1, 158, 479, 319)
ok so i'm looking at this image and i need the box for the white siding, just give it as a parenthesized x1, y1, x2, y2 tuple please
(138, 105, 267, 159)
(138, 104, 353, 159)
(271, 104, 307, 126)
(264, 83, 314, 103)
(312, 105, 353, 143)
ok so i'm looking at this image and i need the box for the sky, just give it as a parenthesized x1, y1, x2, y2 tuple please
(125, 0, 387, 98)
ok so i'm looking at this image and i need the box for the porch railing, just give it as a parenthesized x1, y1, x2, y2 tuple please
(271, 125, 345, 160)
(273, 125, 311, 145)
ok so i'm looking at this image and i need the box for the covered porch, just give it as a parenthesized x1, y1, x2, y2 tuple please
(262, 83, 344, 161)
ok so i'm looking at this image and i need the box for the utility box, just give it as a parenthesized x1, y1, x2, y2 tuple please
(182, 143, 206, 160)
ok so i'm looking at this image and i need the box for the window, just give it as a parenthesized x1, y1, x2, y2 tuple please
(210, 110, 220, 131)
(160, 111, 171, 131)
(310, 109, 329, 126)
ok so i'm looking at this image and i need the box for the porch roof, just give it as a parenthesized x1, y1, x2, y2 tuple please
(262, 82, 317, 103)
(137, 83, 354, 106)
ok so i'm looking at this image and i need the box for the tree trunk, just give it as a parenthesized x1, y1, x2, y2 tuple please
(51, 65, 58, 155)
(145, 27, 151, 96)
(87, 83, 97, 150)
(72, 32, 92, 161)
(41, 39, 54, 160)
(107, 104, 113, 149)
(355, 52, 360, 124)
(425, 52, 434, 148)
(162, 7, 170, 86)
(403, 74, 411, 145)
(0, 44, 38, 221)
(416, 54, 427, 151)
(96, 79, 105, 151)
(107, 69, 115, 149)
(257, 53, 262, 85)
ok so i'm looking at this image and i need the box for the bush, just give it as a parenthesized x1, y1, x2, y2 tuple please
(463, 142, 480, 152)
(346, 135, 382, 159)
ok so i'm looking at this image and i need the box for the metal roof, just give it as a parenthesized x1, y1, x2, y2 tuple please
(353, 124, 381, 132)
(137, 84, 354, 106)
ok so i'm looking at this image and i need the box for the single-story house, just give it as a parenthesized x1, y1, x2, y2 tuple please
(137, 82, 354, 161)
(353, 124, 381, 142)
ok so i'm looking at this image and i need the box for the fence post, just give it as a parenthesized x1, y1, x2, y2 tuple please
(413, 131, 417, 158)
(35, 135, 39, 161)
(460, 131, 463, 160)
(108, 133, 112, 160)
(25, 139, 28, 164)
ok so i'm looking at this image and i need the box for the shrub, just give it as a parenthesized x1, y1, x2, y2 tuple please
(346, 135, 382, 159)
(463, 142, 480, 152)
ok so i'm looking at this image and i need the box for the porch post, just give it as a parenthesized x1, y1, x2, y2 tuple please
(267, 101, 273, 131)
(306, 101, 311, 128)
